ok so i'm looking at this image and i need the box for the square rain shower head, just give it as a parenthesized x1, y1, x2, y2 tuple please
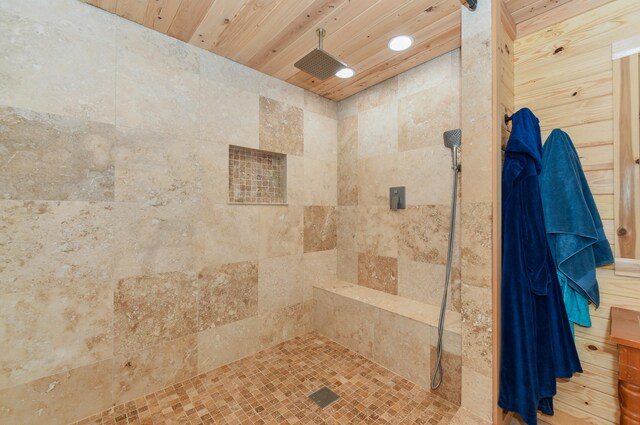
(294, 48, 347, 80)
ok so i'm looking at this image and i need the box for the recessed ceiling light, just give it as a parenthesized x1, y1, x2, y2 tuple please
(336, 67, 355, 78)
(388, 35, 414, 52)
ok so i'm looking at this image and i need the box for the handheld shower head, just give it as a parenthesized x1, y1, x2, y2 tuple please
(443, 129, 461, 149)
(443, 129, 461, 169)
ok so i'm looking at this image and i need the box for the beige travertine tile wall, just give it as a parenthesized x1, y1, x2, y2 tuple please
(460, 0, 495, 422)
(0, 1, 337, 424)
(334, 49, 463, 404)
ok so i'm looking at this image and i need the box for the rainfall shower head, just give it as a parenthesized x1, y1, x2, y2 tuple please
(443, 129, 461, 149)
(294, 28, 349, 80)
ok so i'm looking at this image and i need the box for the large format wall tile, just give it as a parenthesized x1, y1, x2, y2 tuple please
(397, 258, 461, 313)
(303, 158, 337, 206)
(398, 50, 459, 99)
(304, 111, 337, 161)
(357, 207, 398, 258)
(0, 201, 117, 285)
(114, 126, 202, 206)
(357, 102, 398, 158)
(259, 96, 304, 156)
(460, 202, 492, 288)
(337, 115, 358, 206)
(337, 249, 358, 283)
(116, 19, 199, 137)
(313, 289, 378, 357)
(304, 91, 337, 119)
(0, 359, 112, 425)
(0, 107, 115, 202)
(199, 49, 260, 94)
(259, 205, 303, 259)
(303, 206, 337, 252)
(398, 81, 460, 152)
(197, 316, 260, 373)
(302, 250, 337, 301)
(259, 302, 310, 349)
(373, 309, 430, 388)
(114, 272, 198, 354)
(0, 2, 116, 124)
(357, 77, 398, 113)
(198, 261, 258, 330)
(461, 284, 492, 376)
(0, 279, 113, 390)
(357, 154, 402, 207)
(400, 145, 456, 206)
(113, 334, 198, 404)
(115, 203, 198, 279)
(258, 255, 303, 313)
(357, 252, 398, 295)
(196, 204, 259, 265)
(199, 80, 259, 148)
(337, 206, 358, 252)
(399, 205, 451, 264)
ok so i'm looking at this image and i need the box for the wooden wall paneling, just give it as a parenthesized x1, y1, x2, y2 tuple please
(513, 0, 615, 38)
(613, 53, 640, 276)
(540, 121, 614, 149)
(508, 0, 574, 25)
(514, 1, 640, 423)
(540, 399, 615, 425)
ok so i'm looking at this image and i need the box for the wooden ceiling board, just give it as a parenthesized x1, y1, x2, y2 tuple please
(302, 11, 461, 100)
(244, 0, 354, 70)
(288, 1, 460, 95)
(188, 0, 251, 49)
(167, 0, 215, 41)
(79, 0, 464, 100)
(142, 0, 182, 33)
(255, 0, 383, 77)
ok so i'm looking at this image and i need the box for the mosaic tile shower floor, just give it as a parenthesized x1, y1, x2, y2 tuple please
(71, 333, 460, 425)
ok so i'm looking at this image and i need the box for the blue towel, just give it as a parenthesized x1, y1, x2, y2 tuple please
(539, 129, 614, 309)
(499, 109, 582, 425)
(557, 271, 591, 337)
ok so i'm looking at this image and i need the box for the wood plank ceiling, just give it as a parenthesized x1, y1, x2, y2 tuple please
(79, 0, 613, 100)
(504, 0, 614, 37)
(80, 0, 462, 101)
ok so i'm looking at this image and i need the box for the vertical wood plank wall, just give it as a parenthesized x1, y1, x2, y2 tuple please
(613, 54, 640, 277)
(514, 1, 640, 423)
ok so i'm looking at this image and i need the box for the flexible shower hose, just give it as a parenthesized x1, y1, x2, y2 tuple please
(430, 160, 459, 390)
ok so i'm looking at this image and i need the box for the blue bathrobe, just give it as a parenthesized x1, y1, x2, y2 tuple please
(499, 109, 582, 425)
(539, 129, 613, 333)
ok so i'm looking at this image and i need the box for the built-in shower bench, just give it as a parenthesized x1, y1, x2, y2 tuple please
(313, 279, 462, 394)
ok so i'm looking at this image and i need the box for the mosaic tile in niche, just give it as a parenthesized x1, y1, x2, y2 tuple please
(198, 261, 258, 330)
(228, 145, 286, 204)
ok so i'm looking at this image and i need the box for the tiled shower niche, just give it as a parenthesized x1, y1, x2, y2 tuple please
(229, 145, 287, 204)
